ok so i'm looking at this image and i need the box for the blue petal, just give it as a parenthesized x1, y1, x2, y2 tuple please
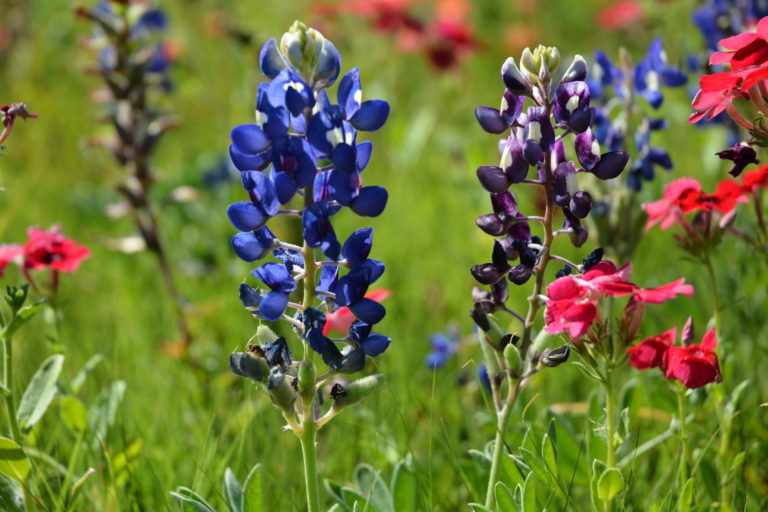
(337, 68, 361, 118)
(317, 264, 339, 295)
(329, 170, 359, 206)
(229, 143, 270, 171)
(259, 38, 287, 78)
(342, 227, 373, 269)
(660, 67, 687, 87)
(360, 333, 391, 357)
(259, 291, 289, 321)
(332, 143, 357, 173)
(252, 262, 296, 292)
(350, 186, 388, 217)
(239, 283, 262, 309)
(349, 100, 390, 131)
(228, 201, 268, 232)
(362, 259, 385, 283)
(272, 170, 298, 204)
(232, 231, 274, 262)
(241, 171, 280, 216)
(356, 141, 373, 171)
(349, 320, 372, 343)
(350, 298, 386, 324)
(322, 237, 341, 260)
(285, 87, 307, 116)
(232, 124, 270, 154)
(307, 113, 334, 155)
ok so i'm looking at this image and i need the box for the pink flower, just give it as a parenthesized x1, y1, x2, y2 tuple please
(0, 245, 23, 277)
(22, 227, 91, 273)
(627, 328, 676, 369)
(643, 178, 702, 231)
(596, 1, 643, 31)
(634, 279, 695, 304)
(663, 328, 722, 389)
(323, 288, 391, 335)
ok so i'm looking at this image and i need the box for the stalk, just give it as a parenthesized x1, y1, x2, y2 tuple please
(2, 335, 34, 509)
(677, 386, 689, 493)
(484, 382, 518, 509)
(603, 368, 617, 512)
(299, 402, 320, 512)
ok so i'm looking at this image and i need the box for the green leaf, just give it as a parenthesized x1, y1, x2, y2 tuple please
(224, 468, 243, 512)
(678, 477, 694, 511)
(541, 433, 557, 479)
(467, 504, 493, 512)
(111, 438, 142, 488)
(353, 463, 393, 512)
(494, 482, 518, 512)
(469, 449, 491, 471)
(242, 463, 262, 512)
(522, 471, 537, 511)
(728, 451, 746, 476)
(590, 460, 606, 511)
(391, 460, 418, 512)
(172, 487, 216, 512)
(698, 458, 719, 502)
(324, 480, 350, 510)
(0, 472, 24, 512)
(60, 395, 87, 432)
(16, 354, 64, 433)
(597, 468, 623, 501)
(71, 354, 104, 393)
(170, 492, 217, 512)
(89, 380, 126, 446)
(0, 437, 30, 481)
(0, 300, 46, 339)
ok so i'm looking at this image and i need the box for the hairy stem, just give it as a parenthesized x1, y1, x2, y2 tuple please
(603, 368, 617, 512)
(3, 336, 33, 508)
(299, 407, 320, 512)
(677, 386, 689, 494)
(484, 381, 518, 509)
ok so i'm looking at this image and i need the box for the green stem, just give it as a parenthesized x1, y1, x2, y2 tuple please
(298, 417, 320, 512)
(603, 369, 617, 512)
(60, 427, 87, 512)
(702, 255, 721, 341)
(484, 383, 518, 509)
(677, 386, 689, 492)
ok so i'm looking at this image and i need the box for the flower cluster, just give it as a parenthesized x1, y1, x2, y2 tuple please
(228, 21, 392, 379)
(643, 169, 768, 260)
(692, 0, 768, 54)
(689, 15, 768, 168)
(587, 39, 687, 190)
(316, 0, 478, 70)
(629, 323, 722, 389)
(472, 47, 629, 298)
(544, 259, 694, 340)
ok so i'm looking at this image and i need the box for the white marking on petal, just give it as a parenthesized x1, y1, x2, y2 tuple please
(500, 141, 512, 169)
(326, 127, 344, 147)
(500, 95, 509, 113)
(647, 70, 660, 91)
(591, 139, 600, 157)
(528, 121, 542, 142)
(353, 89, 362, 106)
(284, 81, 305, 93)
(566, 95, 580, 114)
(566, 171, 579, 195)
(255, 109, 269, 126)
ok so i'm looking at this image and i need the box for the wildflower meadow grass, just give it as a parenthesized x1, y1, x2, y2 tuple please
(1, 1, 767, 511)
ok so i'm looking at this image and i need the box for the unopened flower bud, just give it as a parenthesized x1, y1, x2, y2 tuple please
(256, 324, 279, 344)
(266, 367, 297, 410)
(297, 359, 316, 401)
(559, 55, 587, 84)
(541, 345, 570, 367)
(229, 351, 269, 383)
(503, 342, 522, 375)
(501, 57, 531, 95)
(279, 21, 339, 86)
(331, 374, 385, 409)
(483, 313, 507, 350)
(681, 316, 695, 345)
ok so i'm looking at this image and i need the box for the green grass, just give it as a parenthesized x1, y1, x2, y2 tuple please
(1, 0, 767, 510)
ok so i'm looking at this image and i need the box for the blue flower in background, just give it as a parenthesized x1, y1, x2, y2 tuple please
(425, 328, 460, 369)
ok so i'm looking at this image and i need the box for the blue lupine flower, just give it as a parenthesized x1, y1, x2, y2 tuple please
(349, 320, 391, 356)
(251, 262, 297, 321)
(336, 259, 386, 324)
(227, 23, 391, 375)
(477, 364, 491, 394)
(553, 81, 591, 133)
(425, 328, 460, 369)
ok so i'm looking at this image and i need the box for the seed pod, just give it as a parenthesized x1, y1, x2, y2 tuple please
(331, 374, 385, 409)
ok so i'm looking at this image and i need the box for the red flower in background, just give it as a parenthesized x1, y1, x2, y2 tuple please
(23, 227, 91, 273)
(596, 1, 643, 31)
(323, 288, 391, 335)
(742, 164, 768, 192)
(628, 327, 676, 369)
(663, 328, 722, 389)
(644, 178, 748, 230)
(0, 245, 23, 277)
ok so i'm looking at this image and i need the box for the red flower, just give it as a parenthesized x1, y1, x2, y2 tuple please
(688, 70, 751, 124)
(742, 164, 768, 192)
(628, 327, 676, 369)
(596, 1, 643, 31)
(323, 288, 391, 335)
(22, 227, 91, 273)
(678, 179, 748, 214)
(0, 245, 23, 277)
(663, 328, 722, 389)
(710, 17, 768, 70)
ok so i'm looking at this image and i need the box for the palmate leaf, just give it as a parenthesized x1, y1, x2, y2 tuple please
(16, 354, 64, 434)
